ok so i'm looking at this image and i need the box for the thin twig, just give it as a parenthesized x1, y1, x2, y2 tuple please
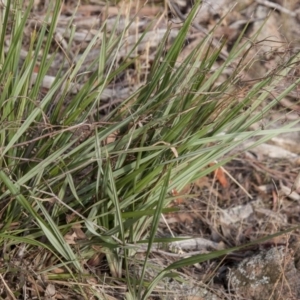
(220, 165, 253, 199)
(256, 0, 296, 17)
(0, 274, 17, 300)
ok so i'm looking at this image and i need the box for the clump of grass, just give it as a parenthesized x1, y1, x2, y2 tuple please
(0, 0, 300, 298)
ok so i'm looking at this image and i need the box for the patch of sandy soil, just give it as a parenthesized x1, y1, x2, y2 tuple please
(5, 0, 300, 299)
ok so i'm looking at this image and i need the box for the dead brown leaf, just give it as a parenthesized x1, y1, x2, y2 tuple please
(104, 131, 119, 145)
(171, 184, 192, 205)
(210, 163, 229, 188)
(64, 232, 77, 245)
(51, 267, 65, 274)
(45, 284, 56, 299)
(87, 253, 104, 267)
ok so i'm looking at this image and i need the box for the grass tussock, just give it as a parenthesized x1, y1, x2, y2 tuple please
(0, 0, 300, 299)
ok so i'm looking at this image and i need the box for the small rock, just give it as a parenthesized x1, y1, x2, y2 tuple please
(228, 246, 300, 300)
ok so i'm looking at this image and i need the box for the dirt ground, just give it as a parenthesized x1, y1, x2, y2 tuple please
(15, 0, 300, 299)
